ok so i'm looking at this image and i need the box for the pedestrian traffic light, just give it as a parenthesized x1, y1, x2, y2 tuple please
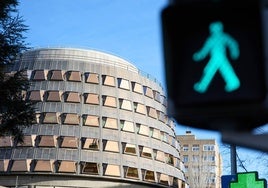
(161, 0, 268, 131)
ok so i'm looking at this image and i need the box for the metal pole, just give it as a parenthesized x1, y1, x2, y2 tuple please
(230, 144, 237, 175)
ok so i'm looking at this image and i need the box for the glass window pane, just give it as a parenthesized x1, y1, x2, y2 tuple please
(81, 162, 99, 174)
(60, 136, 78, 148)
(67, 71, 81, 82)
(104, 140, 119, 153)
(85, 73, 99, 84)
(0, 160, 10, 172)
(66, 92, 80, 103)
(102, 75, 115, 86)
(34, 160, 54, 172)
(104, 164, 120, 177)
(85, 93, 99, 105)
(11, 159, 31, 172)
(0, 136, 13, 147)
(84, 115, 99, 127)
(82, 138, 99, 150)
(63, 113, 80, 125)
(50, 70, 64, 81)
(47, 91, 62, 102)
(118, 78, 130, 90)
(126, 167, 139, 179)
(43, 112, 59, 124)
(58, 161, 76, 173)
(103, 117, 118, 129)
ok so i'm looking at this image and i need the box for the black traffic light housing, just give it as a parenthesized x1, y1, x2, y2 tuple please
(161, 0, 268, 131)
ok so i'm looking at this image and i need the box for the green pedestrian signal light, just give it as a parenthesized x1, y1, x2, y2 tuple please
(161, 0, 268, 131)
(230, 172, 267, 188)
(193, 21, 240, 93)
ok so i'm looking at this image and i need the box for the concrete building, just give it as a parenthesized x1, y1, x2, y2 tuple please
(0, 48, 187, 188)
(176, 131, 222, 188)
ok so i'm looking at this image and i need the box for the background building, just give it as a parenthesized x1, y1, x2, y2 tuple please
(176, 131, 222, 188)
(0, 48, 187, 188)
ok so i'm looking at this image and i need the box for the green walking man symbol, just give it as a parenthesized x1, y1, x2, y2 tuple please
(193, 21, 240, 93)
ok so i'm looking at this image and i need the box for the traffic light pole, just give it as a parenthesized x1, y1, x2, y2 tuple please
(230, 144, 237, 175)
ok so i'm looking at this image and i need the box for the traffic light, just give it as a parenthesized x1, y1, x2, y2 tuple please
(161, 0, 268, 131)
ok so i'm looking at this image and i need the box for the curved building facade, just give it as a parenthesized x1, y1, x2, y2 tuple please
(0, 48, 187, 188)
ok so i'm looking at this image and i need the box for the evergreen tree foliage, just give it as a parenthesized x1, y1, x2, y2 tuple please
(0, 0, 35, 142)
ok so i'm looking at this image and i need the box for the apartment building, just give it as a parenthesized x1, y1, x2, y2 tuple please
(176, 131, 222, 188)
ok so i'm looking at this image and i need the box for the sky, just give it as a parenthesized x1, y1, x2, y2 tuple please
(18, 0, 268, 178)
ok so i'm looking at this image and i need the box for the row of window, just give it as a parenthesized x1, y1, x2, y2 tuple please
(30, 70, 167, 106)
(182, 155, 216, 163)
(33, 112, 174, 143)
(0, 159, 182, 186)
(28, 91, 167, 122)
(182, 144, 215, 152)
(0, 136, 177, 166)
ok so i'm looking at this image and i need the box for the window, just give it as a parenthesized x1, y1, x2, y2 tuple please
(102, 96, 117, 107)
(155, 150, 165, 162)
(121, 120, 135, 132)
(0, 160, 9, 172)
(103, 140, 119, 153)
(141, 147, 152, 158)
(62, 113, 80, 125)
(192, 155, 199, 162)
(203, 144, 215, 151)
(125, 167, 139, 179)
(67, 71, 81, 82)
(32, 70, 47, 80)
(34, 160, 54, 172)
(166, 154, 174, 165)
(131, 82, 143, 94)
(49, 70, 64, 81)
(16, 135, 36, 147)
(42, 112, 60, 124)
(28, 90, 44, 101)
(38, 135, 57, 147)
(103, 164, 120, 177)
(143, 170, 155, 182)
(203, 155, 215, 162)
(82, 138, 99, 150)
(46, 91, 62, 102)
(137, 124, 149, 136)
(147, 107, 157, 119)
(183, 155, 189, 163)
(58, 161, 76, 173)
(0, 136, 13, 147)
(183, 145, 189, 151)
(133, 102, 146, 115)
(83, 115, 99, 127)
(119, 99, 132, 111)
(143, 86, 153, 98)
(118, 78, 130, 90)
(11, 159, 31, 172)
(157, 111, 166, 123)
(102, 75, 115, 87)
(81, 162, 99, 174)
(102, 117, 118, 129)
(60, 136, 78, 148)
(153, 90, 161, 102)
(192, 144, 200, 151)
(84, 93, 99, 105)
(123, 143, 136, 155)
(85, 73, 99, 84)
(152, 129, 161, 140)
(159, 174, 169, 185)
(65, 92, 80, 103)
